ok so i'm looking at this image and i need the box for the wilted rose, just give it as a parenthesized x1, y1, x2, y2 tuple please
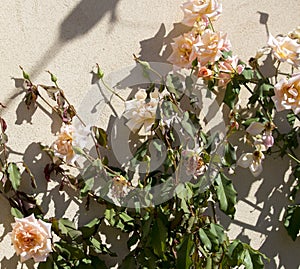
(181, 0, 222, 27)
(272, 73, 300, 114)
(11, 214, 52, 263)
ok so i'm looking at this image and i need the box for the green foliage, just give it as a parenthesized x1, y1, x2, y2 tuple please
(284, 205, 300, 241)
(7, 162, 21, 191)
(214, 173, 237, 218)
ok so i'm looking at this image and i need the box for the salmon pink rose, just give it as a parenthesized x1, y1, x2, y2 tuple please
(181, 0, 222, 27)
(167, 31, 199, 69)
(11, 214, 52, 263)
(218, 55, 244, 87)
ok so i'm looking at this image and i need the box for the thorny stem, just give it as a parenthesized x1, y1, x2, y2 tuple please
(243, 82, 272, 121)
(101, 78, 126, 102)
(288, 153, 300, 164)
(275, 61, 281, 83)
(210, 201, 217, 223)
(133, 54, 163, 80)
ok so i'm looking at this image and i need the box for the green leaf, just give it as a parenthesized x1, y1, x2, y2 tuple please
(93, 127, 108, 148)
(119, 212, 134, 223)
(79, 218, 101, 239)
(223, 82, 238, 109)
(176, 234, 193, 269)
(223, 142, 236, 166)
(181, 112, 196, 138)
(38, 256, 54, 269)
(73, 146, 87, 157)
(199, 228, 212, 251)
(104, 208, 116, 226)
(214, 173, 237, 218)
(284, 205, 300, 241)
(7, 162, 21, 191)
(91, 256, 108, 269)
(227, 240, 244, 266)
(55, 241, 85, 260)
(80, 177, 94, 198)
(242, 68, 255, 80)
(166, 74, 183, 98)
(58, 218, 82, 240)
(11, 207, 23, 218)
(120, 253, 137, 269)
(151, 217, 168, 259)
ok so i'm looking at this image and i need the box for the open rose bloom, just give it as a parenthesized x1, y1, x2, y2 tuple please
(11, 214, 52, 263)
(167, 31, 199, 69)
(181, 0, 222, 27)
(193, 29, 231, 66)
(124, 89, 161, 133)
(272, 73, 300, 114)
(268, 34, 300, 67)
(52, 123, 89, 164)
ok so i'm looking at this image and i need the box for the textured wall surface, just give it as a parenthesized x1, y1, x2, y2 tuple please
(0, 0, 300, 268)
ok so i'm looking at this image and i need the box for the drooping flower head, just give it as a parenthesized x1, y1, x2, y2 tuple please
(11, 214, 52, 263)
(268, 34, 300, 67)
(246, 121, 275, 149)
(237, 142, 266, 177)
(181, 0, 222, 27)
(124, 88, 161, 133)
(272, 73, 300, 114)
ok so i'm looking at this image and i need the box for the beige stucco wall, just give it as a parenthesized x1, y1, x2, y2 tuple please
(0, 0, 300, 268)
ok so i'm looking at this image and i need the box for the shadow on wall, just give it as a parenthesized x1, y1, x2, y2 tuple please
(29, 0, 120, 78)
(4, 0, 121, 111)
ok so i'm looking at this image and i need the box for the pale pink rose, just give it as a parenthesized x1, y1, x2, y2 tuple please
(124, 89, 160, 132)
(181, 0, 222, 27)
(11, 214, 52, 263)
(272, 73, 300, 114)
(262, 133, 274, 148)
(268, 34, 300, 67)
(193, 29, 231, 66)
(167, 31, 199, 69)
(197, 66, 213, 78)
(218, 55, 243, 87)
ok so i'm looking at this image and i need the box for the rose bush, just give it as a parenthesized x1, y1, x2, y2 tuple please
(0, 0, 299, 268)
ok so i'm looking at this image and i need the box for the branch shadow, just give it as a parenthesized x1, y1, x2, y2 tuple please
(5, 0, 121, 115)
